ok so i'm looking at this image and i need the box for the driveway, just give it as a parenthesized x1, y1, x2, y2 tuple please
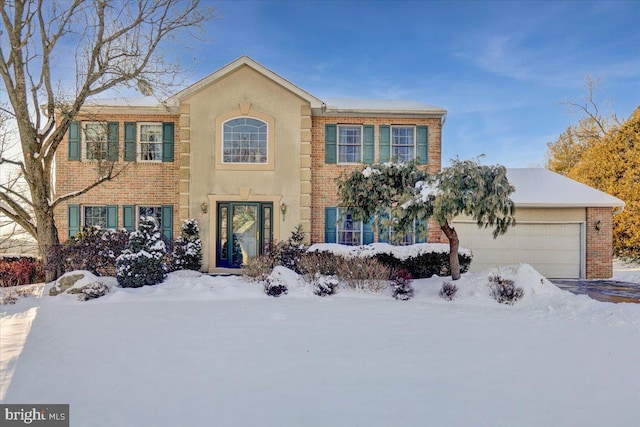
(552, 279, 640, 304)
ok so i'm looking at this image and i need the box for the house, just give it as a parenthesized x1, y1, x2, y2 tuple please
(54, 56, 623, 279)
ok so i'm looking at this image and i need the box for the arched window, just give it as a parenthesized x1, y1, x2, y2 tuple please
(222, 117, 268, 163)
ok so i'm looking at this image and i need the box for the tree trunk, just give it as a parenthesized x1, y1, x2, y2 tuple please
(35, 208, 63, 282)
(440, 221, 461, 280)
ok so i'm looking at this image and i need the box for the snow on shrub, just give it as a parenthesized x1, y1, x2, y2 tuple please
(76, 282, 110, 301)
(488, 275, 524, 305)
(172, 219, 203, 271)
(116, 217, 167, 288)
(391, 268, 414, 300)
(439, 281, 458, 301)
(263, 275, 288, 297)
(312, 275, 339, 297)
(307, 243, 472, 278)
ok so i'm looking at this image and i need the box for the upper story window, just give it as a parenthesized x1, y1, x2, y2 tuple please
(338, 125, 362, 163)
(83, 122, 108, 161)
(138, 123, 163, 162)
(392, 126, 415, 162)
(222, 117, 268, 163)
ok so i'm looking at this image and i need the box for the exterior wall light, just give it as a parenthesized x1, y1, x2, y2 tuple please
(595, 220, 601, 231)
(280, 203, 287, 220)
(201, 202, 208, 214)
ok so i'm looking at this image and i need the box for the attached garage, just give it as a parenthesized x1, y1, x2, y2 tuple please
(451, 169, 624, 279)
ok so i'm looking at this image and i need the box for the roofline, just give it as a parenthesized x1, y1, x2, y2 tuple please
(170, 56, 324, 108)
(312, 107, 447, 118)
(514, 202, 626, 208)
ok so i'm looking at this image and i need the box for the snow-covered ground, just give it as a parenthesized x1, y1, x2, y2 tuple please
(613, 258, 640, 284)
(1, 264, 639, 427)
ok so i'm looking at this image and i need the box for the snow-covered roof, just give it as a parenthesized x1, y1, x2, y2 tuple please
(508, 168, 625, 208)
(322, 98, 447, 115)
(84, 96, 166, 107)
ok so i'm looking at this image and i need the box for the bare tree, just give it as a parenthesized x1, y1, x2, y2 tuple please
(0, 0, 212, 280)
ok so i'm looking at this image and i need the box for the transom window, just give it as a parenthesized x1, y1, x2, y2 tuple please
(84, 206, 107, 228)
(338, 125, 362, 163)
(138, 123, 163, 162)
(84, 122, 108, 161)
(138, 206, 162, 229)
(337, 208, 363, 246)
(392, 126, 415, 162)
(223, 117, 268, 163)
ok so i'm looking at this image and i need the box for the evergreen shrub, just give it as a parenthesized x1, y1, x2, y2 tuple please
(116, 217, 167, 288)
(172, 219, 203, 271)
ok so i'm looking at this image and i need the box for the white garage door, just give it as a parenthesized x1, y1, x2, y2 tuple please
(452, 222, 583, 279)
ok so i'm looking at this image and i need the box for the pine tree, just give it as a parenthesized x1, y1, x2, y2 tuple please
(173, 219, 203, 271)
(116, 217, 167, 288)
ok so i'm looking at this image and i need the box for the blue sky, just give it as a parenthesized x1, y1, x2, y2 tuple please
(163, 0, 639, 168)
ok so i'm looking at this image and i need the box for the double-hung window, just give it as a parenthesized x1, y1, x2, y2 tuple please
(138, 123, 163, 162)
(391, 126, 415, 162)
(83, 122, 108, 161)
(222, 117, 268, 163)
(338, 125, 362, 163)
(337, 208, 363, 246)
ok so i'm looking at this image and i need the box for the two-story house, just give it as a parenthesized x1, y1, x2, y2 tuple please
(55, 56, 623, 279)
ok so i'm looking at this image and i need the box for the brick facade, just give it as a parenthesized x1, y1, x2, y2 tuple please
(55, 112, 181, 240)
(310, 115, 444, 243)
(585, 207, 614, 279)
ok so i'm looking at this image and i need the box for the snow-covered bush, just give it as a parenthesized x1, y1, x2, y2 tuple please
(48, 227, 129, 276)
(439, 281, 458, 301)
(489, 275, 524, 305)
(391, 268, 414, 300)
(172, 219, 202, 271)
(336, 256, 391, 293)
(312, 275, 339, 297)
(273, 224, 307, 273)
(76, 282, 110, 301)
(263, 275, 288, 297)
(116, 217, 167, 288)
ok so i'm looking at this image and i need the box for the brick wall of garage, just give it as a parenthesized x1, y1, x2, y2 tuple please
(586, 207, 614, 279)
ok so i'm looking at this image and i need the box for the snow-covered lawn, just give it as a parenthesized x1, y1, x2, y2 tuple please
(613, 258, 640, 284)
(1, 265, 639, 427)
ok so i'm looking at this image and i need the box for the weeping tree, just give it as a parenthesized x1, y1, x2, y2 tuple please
(0, 0, 212, 280)
(337, 158, 516, 280)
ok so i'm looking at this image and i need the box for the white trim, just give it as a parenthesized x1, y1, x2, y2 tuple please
(221, 116, 269, 165)
(337, 124, 363, 164)
(82, 205, 107, 228)
(137, 122, 163, 163)
(391, 125, 416, 162)
(80, 121, 108, 162)
(336, 208, 363, 246)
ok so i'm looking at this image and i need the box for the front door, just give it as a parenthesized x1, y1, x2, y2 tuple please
(216, 202, 273, 268)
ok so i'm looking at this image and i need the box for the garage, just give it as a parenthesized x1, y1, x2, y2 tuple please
(449, 168, 625, 279)
(452, 221, 583, 278)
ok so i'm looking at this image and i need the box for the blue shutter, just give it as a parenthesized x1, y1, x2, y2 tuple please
(162, 122, 174, 162)
(107, 122, 119, 161)
(363, 217, 374, 244)
(161, 205, 173, 241)
(377, 211, 390, 243)
(363, 125, 374, 164)
(417, 125, 428, 165)
(324, 207, 337, 243)
(416, 217, 428, 243)
(106, 205, 118, 229)
(325, 124, 337, 164)
(124, 122, 136, 162)
(68, 122, 80, 161)
(379, 125, 390, 162)
(123, 205, 135, 231)
(68, 204, 80, 237)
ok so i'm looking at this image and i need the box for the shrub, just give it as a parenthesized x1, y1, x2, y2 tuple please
(0, 257, 44, 287)
(391, 268, 414, 300)
(489, 275, 524, 305)
(116, 217, 167, 288)
(47, 227, 129, 277)
(336, 256, 391, 293)
(295, 251, 341, 281)
(172, 219, 202, 271)
(263, 275, 288, 297)
(269, 224, 307, 273)
(242, 253, 277, 282)
(312, 275, 339, 296)
(374, 250, 472, 279)
(439, 281, 458, 301)
(76, 282, 111, 301)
